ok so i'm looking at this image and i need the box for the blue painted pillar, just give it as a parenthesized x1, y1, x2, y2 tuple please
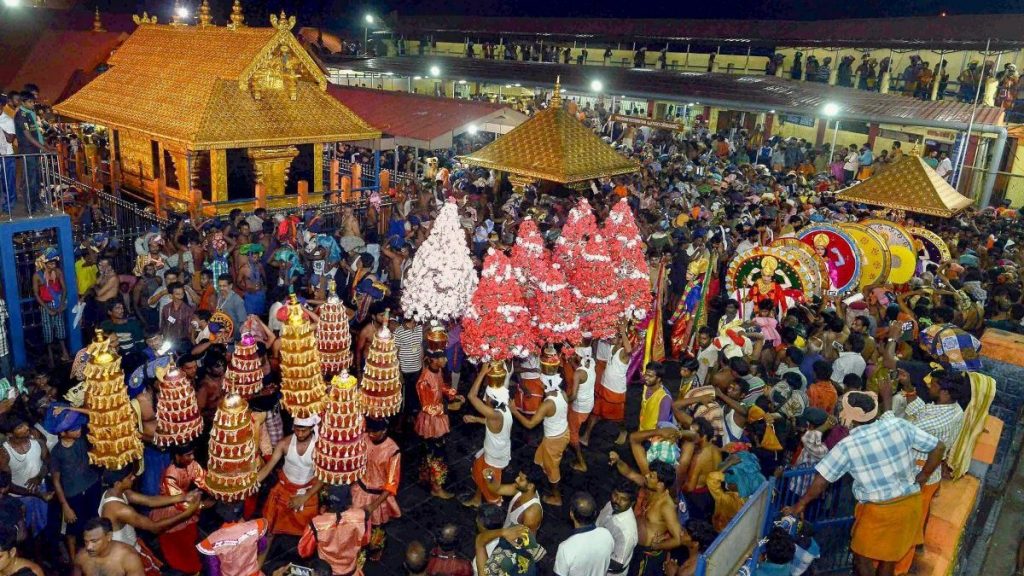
(374, 149, 381, 190)
(0, 215, 82, 369)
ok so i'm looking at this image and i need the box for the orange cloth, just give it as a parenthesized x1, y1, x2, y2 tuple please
(299, 508, 369, 576)
(351, 436, 401, 525)
(414, 369, 452, 439)
(851, 493, 924, 562)
(534, 431, 570, 484)
(568, 408, 588, 447)
(262, 471, 319, 536)
(471, 454, 503, 504)
(895, 481, 940, 574)
(514, 376, 545, 415)
(807, 381, 838, 414)
(593, 385, 626, 422)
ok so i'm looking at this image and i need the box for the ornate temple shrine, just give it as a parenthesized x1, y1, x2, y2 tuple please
(54, 4, 379, 213)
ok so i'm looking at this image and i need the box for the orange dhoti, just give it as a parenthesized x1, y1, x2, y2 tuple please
(895, 482, 940, 574)
(568, 408, 589, 447)
(534, 431, 570, 484)
(593, 384, 626, 422)
(471, 455, 504, 504)
(263, 471, 320, 536)
(851, 492, 923, 562)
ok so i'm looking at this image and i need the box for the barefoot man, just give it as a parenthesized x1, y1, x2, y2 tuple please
(582, 323, 632, 446)
(566, 343, 596, 472)
(511, 355, 571, 507)
(482, 467, 545, 533)
(75, 517, 146, 576)
(609, 437, 688, 575)
(462, 368, 513, 508)
(257, 415, 322, 545)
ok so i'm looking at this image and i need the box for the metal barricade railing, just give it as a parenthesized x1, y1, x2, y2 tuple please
(696, 480, 774, 576)
(763, 467, 855, 574)
(0, 152, 65, 221)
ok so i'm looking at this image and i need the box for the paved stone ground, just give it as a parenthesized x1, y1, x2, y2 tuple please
(262, 361, 681, 575)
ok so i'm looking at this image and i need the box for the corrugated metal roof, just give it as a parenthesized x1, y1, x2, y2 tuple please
(327, 85, 525, 145)
(394, 14, 1024, 50)
(339, 57, 1005, 129)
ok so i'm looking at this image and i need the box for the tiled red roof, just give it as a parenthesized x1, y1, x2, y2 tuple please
(327, 85, 519, 144)
(9, 30, 127, 104)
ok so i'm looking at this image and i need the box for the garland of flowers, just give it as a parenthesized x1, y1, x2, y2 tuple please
(401, 200, 479, 322)
(604, 198, 653, 317)
(461, 249, 537, 362)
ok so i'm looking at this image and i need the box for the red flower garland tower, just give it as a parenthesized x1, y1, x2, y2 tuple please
(462, 249, 537, 362)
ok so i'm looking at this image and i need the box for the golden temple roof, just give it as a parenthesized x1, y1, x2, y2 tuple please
(54, 22, 379, 150)
(836, 155, 972, 218)
(460, 88, 639, 184)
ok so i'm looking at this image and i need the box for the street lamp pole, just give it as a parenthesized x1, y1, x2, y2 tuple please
(363, 14, 374, 56)
(823, 102, 841, 168)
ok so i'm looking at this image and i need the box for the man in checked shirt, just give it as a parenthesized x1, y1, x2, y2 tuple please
(783, 385, 945, 576)
(893, 370, 964, 575)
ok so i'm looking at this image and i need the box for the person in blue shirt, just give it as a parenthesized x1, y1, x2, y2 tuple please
(859, 143, 874, 169)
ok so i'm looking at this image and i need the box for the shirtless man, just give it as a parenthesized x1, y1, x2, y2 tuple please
(676, 418, 721, 523)
(93, 256, 121, 325)
(380, 241, 410, 294)
(196, 355, 228, 424)
(0, 525, 42, 576)
(355, 302, 389, 375)
(482, 467, 545, 533)
(609, 437, 689, 574)
(74, 517, 145, 576)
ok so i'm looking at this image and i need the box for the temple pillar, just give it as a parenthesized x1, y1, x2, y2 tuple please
(313, 146, 324, 193)
(209, 149, 228, 203)
(247, 146, 299, 199)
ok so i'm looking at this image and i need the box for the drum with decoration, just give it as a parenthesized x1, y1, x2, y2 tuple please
(861, 219, 917, 284)
(839, 223, 891, 289)
(211, 311, 234, 345)
(907, 226, 952, 266)
(771, 238, 827, 298)
(796, 225, 862, 296)
(726, 246, 815, 318)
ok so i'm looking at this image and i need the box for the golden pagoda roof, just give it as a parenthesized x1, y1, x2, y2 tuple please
(836, 155, 972, 218)
(54, 21, 379, 150)
(460, 89, 639, 184)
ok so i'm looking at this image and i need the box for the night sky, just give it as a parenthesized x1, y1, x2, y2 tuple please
(110, 0, 1024, 28)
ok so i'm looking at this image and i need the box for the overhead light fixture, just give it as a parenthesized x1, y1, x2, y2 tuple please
(590, 80, 603, 92)
(823, 102, 840, 117)
(383, 72, 393, 76)
(769, 109, 776, 114)
(505, 84, 512, 88)
(467, 125, 479, 135)
(413, 75, 423, 80)
(514, 83, 521, 87)
(2, 0, 22, 7)
(457, 79, 467, 84)
(365, 14, 375, 24)
(430, 65, 441, 77)
(175, 5, 189, 18)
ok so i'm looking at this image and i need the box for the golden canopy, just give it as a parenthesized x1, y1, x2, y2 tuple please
(54, 19, 379, 150)
(460, 81, 639, 184)
(837, 156, 972, 218)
